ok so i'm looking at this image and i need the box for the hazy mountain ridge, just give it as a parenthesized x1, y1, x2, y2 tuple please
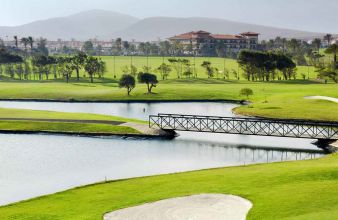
(115, 17, 326, 41)
(0, 10, 139, 40)
(0, 10, 333, 41)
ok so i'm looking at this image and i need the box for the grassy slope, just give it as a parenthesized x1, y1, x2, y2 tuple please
(0, 108, 144, 123)
(1, 154, 337, 220)
(0, 121, 139, 135)
(0, 108, 145, 135)
(0, 81, 337, 121)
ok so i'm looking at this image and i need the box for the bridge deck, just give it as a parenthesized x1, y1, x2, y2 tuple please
(149, 114, 338, 140)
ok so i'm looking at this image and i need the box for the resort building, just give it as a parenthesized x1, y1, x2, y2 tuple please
(169, 30, 259, 55)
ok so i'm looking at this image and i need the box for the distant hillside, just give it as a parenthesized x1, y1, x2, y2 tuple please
(114, 17, 325, 41)
(0, 10, 332, 41)
(0, 10, 139, 40)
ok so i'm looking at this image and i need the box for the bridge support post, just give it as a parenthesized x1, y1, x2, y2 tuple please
(314, 139, 338, 153)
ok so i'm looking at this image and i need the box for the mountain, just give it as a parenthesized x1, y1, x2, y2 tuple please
(0, 10, 332, 41)
(114, 17, 325, 41)
(0, 10, 139, 40)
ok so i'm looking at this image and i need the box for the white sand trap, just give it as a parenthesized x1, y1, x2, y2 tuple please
(305, 96, 338, 103)
(104, 194, 252, 220)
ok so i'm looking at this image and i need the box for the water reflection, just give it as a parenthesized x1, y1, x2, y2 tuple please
(0, 133, 324, 206)
(0, 101, 326, 205)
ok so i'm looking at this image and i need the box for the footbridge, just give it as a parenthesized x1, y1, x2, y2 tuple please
(149, 114, 338, 140)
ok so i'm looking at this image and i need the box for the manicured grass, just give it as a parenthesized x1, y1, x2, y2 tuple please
(0, 108, 144, 123)
(0, 108, 145, 135)
(89, 56, 320, 81)
(2, 56, 320, 81)
(0, 80, 337, 121)
(0, 121, 140, 135)
(0, 153, 337, 220)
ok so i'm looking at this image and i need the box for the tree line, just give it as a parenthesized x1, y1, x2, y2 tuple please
(238, 50, 296, 81)
(0, 49, 105, 83)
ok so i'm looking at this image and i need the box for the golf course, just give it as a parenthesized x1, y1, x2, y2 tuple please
(0, 78, 336, 121)
(0, 56, 337, 220)
(0, 152, 337, 220)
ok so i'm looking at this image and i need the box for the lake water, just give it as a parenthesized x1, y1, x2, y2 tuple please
(0, 101, 324, 205)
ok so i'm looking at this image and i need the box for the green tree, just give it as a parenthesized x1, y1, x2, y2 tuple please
(58, 60, 74, 83)
(28, 36, 34, 52)
(159, 41, 171, 55)
(324, 34, 333, 46)
(20, 38, 29, 53)
(276, 54, 296, 80)
(168, 58, 181, 78)
(83, 41, 94, 55)
(113, 38, 122, 55)
(32, 55, 56, 80)
(72, 52, 88, 81)
(312, 38, 322, 52)
(121, 65, 138, 77)
(318, 70, 337, 83)
(288, 39, 300, 54)
(240, 88, 254, 100)
(36, 38, 48, 56)
(123, 41, 130, 54)
(23, 61, 31, 80)
(201, 61, 216, 78)
(15, 63, 24, 80)
(84, 56, 101, 83)
(0, 49, 23, 64)
(138, 72, 158, 93)
(119, 74, 135, 96)
(325, 43, 338, 64)
(157, 63, 172, 80)
(97, 59, 106, 78)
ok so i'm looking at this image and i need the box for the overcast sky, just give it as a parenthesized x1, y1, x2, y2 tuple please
(1, 0, 337, 33)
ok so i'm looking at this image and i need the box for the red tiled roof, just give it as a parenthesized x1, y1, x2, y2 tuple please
(241, 32, 260, 36)
(211, 34, 243, 40)
(169, 30, 259, 40)
(169, 30, 211, 40)
(194, 30, 211, 35)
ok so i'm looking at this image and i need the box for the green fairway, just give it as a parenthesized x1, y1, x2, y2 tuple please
(0, 81, 337, 121)
(0, 153, 337, 220)
(0, 108, 145, 135)
(98, 56, 319, 80)
(1, 56, 320, 81)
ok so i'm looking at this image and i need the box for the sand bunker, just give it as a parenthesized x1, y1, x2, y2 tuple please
(104, 194, 252, 220)
(305, 96, 338, 103)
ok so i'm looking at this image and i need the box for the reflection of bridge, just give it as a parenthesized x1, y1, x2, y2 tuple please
(149, 114, 338, 140)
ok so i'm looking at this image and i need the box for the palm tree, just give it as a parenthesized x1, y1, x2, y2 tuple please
(20, 37, 29, 52)
(288, 39, 300, 54)
(28, 36, 34, 51)
(281, 38, 287, 53)
(325, 44, 338, 63)
(14, 36, 18, 48)
(312, 38, 321, 52)
(324, 34, 333, 46)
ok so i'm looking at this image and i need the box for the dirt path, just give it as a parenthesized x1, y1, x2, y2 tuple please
(104, 194, 252, 220)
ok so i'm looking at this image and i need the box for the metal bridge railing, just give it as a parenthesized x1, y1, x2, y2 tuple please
(149, 114, 338, 140)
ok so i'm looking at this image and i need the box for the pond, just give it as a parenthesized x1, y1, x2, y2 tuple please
(0, 101, 324, 205)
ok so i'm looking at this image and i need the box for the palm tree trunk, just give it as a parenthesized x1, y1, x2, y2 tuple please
(76, 68, 80, 81)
